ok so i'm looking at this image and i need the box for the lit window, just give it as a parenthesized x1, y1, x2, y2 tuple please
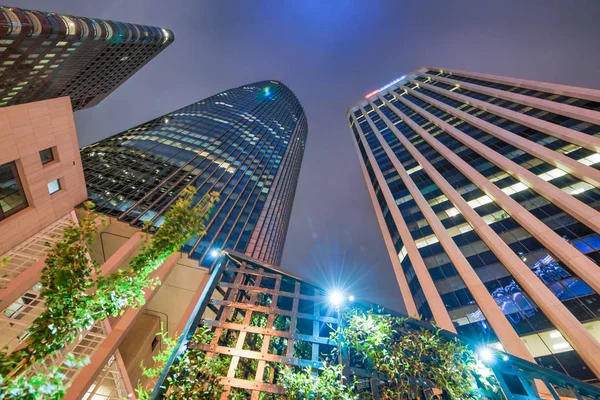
(47, 179, 61, 195)
(56, 41, 68, 46)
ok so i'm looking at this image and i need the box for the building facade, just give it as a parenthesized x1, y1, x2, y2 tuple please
(0, 6, 173, 111)
(0, 96, 87, 254)
(0, 97, 133, 398)
(81, 80, 307, 267)
(348, 67, 600, 382)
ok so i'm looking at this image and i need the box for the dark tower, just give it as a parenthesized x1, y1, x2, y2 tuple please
(0, 6, 173, 110)
(82, 81, 307, 266)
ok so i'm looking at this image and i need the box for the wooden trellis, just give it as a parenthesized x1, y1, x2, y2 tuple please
(152, 250, 600, 400)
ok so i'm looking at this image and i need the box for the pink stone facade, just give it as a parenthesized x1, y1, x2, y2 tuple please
(0, 97, 87, 254)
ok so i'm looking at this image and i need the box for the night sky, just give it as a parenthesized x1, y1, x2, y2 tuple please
(11, 0, 600, 312)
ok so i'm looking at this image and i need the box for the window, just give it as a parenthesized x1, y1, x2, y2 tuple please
(0, 162, 28, 220)
(47, 179, 61, 195)
(39, 148, 54, 165)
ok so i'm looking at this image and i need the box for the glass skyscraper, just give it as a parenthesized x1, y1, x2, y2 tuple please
(0, 6, 173, 110)
(348, 66, 600, 381)
(82, 81, 307, 267)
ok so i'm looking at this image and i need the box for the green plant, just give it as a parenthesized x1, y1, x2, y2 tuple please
(280, 363, 356, 400)
(337, 309, 499, 399)
(137, 326, 230, 400)
(134, 326, 178, 400)
(0, 354, 89, 400)
(0, 188, 218, 398)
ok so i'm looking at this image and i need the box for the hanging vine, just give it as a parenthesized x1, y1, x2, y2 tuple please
(0, 187, 219, 399)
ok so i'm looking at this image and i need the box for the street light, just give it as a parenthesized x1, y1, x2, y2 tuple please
(479, 347, 493, 362)
(328, 289, 353, 386)
(329, 290, 345, 307)
(210, 248, 221, 258)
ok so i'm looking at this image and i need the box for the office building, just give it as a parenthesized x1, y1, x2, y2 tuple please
(0, 78, 305, 398)
(81, 80, 307, 267)
(348, 66, 600, 381)
(0, 6, 173, 111)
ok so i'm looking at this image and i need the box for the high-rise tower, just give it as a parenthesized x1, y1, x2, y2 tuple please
(348, 66, 600, 381)
(82, 81, 307, 267)
(0, 6, 173, 110)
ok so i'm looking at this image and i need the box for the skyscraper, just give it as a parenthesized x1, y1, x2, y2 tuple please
(0, 6, 173, 111)
(348, 66, 600, 381)
(82, 80, 307, 267)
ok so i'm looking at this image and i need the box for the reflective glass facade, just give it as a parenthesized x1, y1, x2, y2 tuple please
(82, 81, 307, 267)
(348, 67, 600, 381)
(0, 6, 173, 110)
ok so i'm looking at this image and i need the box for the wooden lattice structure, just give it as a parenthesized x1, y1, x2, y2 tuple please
(152, 250, 600, 399)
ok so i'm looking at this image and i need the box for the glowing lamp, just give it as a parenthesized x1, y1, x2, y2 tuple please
(329, 290, 344, 307)
(479, 348, 493, 362)
(210, 248, 221, 258)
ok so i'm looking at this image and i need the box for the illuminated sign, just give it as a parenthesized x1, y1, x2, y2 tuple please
(365, 89, 378, 98)
(364, 75, 407, 98)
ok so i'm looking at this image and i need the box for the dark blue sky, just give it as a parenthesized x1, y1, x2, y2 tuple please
(12, 0, 600, 312)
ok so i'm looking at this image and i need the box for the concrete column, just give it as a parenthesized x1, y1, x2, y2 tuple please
(419, 72, 600, 126)
(390, 92, 600, 296)
(405, 75, 600, 154)
(379, 94, 600, 378)
(411, 78, 600, 189)
(366, 98, 535, 362)
(348, 119, 419, 317)
(425, 66, 600, 103)
(404, 82, 600, 236)
(353, 113, 455, 332)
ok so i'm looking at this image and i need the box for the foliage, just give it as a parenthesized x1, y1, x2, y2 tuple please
(131, 308, 498, 399)
(281, 363, 356, 400)
(134, 326, 178, 400)
(0, 188, 218, 398)
(336, 308, 499, 399)
(0, 354, 89, 400)
(137, 327, 230, 400)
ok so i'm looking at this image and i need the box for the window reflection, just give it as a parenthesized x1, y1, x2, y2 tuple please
(0, 161, 27, 220)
